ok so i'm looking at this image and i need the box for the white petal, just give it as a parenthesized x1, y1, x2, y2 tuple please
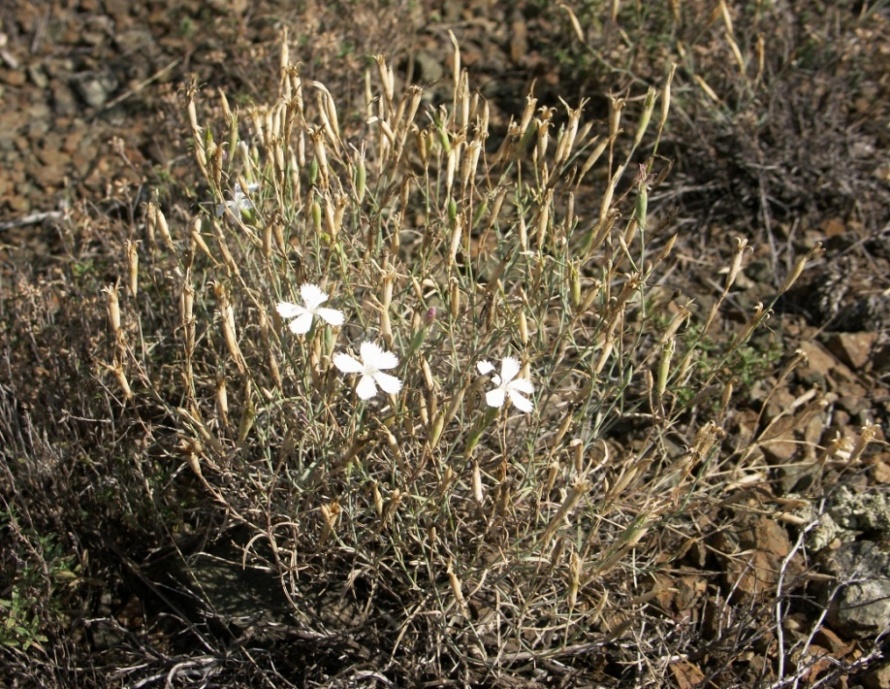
(372, 350, 399, 370)
(476, 360, 495, 375)
(230, 190, 252, 211)
(300, 283, 328, 310)
(485, 388, 506, 408)
(500, 357, 521, 384)
(359, 341, 384, 362)
(333, 352, 364, 374)
(276, 301, 304, 319)
(373, 372, 402, 395)
(288, 312, 314, 334)
(355, 374, 378, 400)
(316, 307, 344, 326)
(360, 341, 399, 370)
(507, 389, 534, 413)
(234, 181, 258, 197)
(508, 378, 534, 395)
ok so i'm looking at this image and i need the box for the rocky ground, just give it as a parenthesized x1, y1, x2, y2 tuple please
(2, 0, 890, 687)
(0, 1, 287, 251)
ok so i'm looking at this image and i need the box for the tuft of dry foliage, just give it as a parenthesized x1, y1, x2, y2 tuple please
(2, 5, 888, 687)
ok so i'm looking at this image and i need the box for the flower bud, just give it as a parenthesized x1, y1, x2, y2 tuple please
(423, 307, 437, 327)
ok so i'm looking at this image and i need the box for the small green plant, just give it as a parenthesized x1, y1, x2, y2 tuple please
(0, 588, 48, 652)
(70, 259, 95, 279)
(0, 514, 77, 655)
(178, 16, 195, 39)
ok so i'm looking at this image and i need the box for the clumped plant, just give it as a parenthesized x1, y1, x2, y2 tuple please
(90, 30, 822, 685)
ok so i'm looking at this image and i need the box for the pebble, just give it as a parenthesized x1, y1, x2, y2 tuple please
(7, 194, 30, 213)
(28, 64, 49, 88)
(51, 81, 78, 116)
(72, 71, 119, 108)
(0, 68, 25, 86)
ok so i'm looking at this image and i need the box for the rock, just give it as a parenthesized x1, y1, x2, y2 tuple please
(872, 461, 890, 484)
(51, 81, 78, 117)
(62, 129, 84, 155)
(413, 50, 445, 84)
(0, 68, 26, 86)
(35, 144, 70, 169)
(837, 394, 873, 417)
(829, 485, 890, 535)
(797, 339, 843, 387)
(807, 511, 842, 552)
(812, 625, 855, 656)
(874, 342, 890, 373)
(821, 540, 890, 637)
(862, 662, 890, 689)
(114, 28, 161, 61)
(826, 331, 879, 371)
(0, 110, 29, 143)
(71, 70, 119, 108)
(164, 534, 293, 634)
(27, 63, 48, 88)
(6, 193, 30, 213)
(26, 104, 51, 139)
(32, 157, 69, 190)
(103, 0, 132, 20)
(712, 516, 803, 602)
(82, 15, 114, 46)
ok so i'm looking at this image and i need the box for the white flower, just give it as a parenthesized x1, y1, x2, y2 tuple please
(216, 182, 259, 217)
(276, 284, 344, 334)
(333, 342, 402, 400)
(476, 356, 534, 413)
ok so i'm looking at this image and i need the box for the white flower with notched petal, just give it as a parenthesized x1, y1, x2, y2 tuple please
(276, 284, 344, 335)
(216, 182, 259, 217)
(476, 357, 535, 413)
(333, 342, 402, 400)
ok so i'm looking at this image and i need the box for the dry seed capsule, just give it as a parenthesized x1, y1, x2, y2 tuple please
(569, 263, 581, 307)
(660, 64, 677, 133)
(568, 550, 582, 610)
(658, 338, 675, 398)
(155, 203, 174, 249)
(216, 375, 229, 428)
(473, 462, 483, 503)
(429, 413, 445, 448)
(103, 284, 121, 338)
(518, 311, 528, 345)
(111, 363, 133, 400)
(633, 87, 657, 149)
(126, 240, 138, 297)
(450, 280, 461, 320)
(355, 156, 367, 203)
(608, 95, 625, 139)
